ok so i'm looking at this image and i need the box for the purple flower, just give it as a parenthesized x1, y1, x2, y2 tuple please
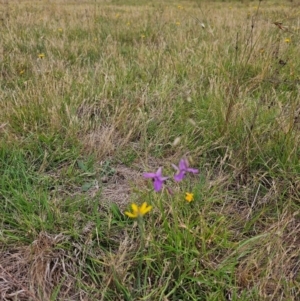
(143, 167, 168, 192)
(172, 158, 198, 182)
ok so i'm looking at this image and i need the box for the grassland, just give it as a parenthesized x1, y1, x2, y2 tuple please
(0, 0, 299, 300)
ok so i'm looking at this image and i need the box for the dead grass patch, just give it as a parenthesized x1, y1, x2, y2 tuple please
(0, 232, 81, 301)
(0, 229, 139, 301)
(101, 164, 144, 208)
(236, 210, 300, 300)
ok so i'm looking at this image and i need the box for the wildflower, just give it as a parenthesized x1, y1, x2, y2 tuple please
(185, 192, 194, 202)
(176, 21, 180, 26)
(58, 28, 63, 32)
(284, 38, 291, 43)
(141, 34, 145, 38)
(125, 202, 152, 218)
(19, 69, 25, 75)
(38, 53, 45, 59)
(143, 167, 168, 192)
(172, 158, 198, 182)
(177, 5, 183, 10)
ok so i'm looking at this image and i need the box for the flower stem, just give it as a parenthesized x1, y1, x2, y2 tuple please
(136, 217, 145, 290)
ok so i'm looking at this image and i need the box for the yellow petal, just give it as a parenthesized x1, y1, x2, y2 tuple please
(131, 203, 139, 213)
(185, 192, 194, 202)
(140, 202, 152, 215)
(140, 202, 148, 212)
(125, 211, 138, 218)
(141, 205, 152, 215)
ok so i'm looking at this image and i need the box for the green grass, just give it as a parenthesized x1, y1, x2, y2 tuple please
(0, 0, 299, 300)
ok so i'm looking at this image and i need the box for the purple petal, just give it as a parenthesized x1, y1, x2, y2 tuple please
(174, 171, 185, 182)
(155, 167, 163, 177)
(156, 167, 168, 182)
(159, 175, 169, 181)
(186, 167, 199, 174)
(143, 172, 156, 179)
(179, 158, 188, 171)
(153, 179, 163, 191)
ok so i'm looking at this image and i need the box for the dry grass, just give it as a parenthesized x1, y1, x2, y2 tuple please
(0, 0, 299, 300)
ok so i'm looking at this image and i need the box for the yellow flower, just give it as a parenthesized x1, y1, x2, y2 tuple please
(19, 69, 25, 75)
(38, 53, 45, 59)
(284, 38, 291, 43)
(141, 34, 145, 38)
(125, 202, 152, 218)
(185, 192, 194, 203)
(176, 21, 180, 26)
(58, 28, 63, 32)
(177, 5, 183, 10)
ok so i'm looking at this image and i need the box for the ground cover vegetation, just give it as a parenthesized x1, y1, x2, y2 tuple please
(0, 0, 299, 300)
